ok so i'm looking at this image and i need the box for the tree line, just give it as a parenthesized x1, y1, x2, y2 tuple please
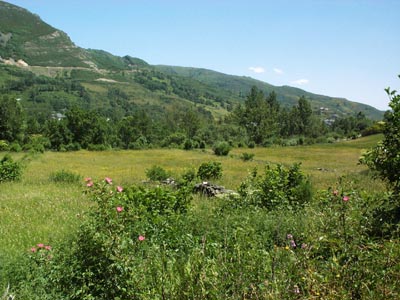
(0, 65, 380, 152)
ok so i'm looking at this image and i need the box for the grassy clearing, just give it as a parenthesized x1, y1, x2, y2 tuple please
(0, 135, 384, 283)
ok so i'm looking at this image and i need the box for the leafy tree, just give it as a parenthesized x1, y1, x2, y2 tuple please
(44, 119, 72, 150)
(0, 96, 25, 142)
(362, 79, 400, 194)
(360, 77, 400, 235)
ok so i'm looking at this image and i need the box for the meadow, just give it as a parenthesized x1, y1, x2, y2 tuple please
(1, 134, 398, 299)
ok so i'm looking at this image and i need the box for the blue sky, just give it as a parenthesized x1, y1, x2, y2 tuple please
(5, 0, 400, 110)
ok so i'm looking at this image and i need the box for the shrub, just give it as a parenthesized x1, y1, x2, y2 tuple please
(0, 154, 23, 183)
(87, 144, 109, 151)
(238, 163, 312, 210)
(0, 140, 9, 151)
(146, 165, 169, 181)
(53, 179, 192, 299)
(49, 170, 81, 184)
(247, 141, 255, 148)
(197, 161, 222, 180)
(180, 168, 196, 183)
(65, 142, 81, 151)
(183, 139, 193, 150)
(240, 152, 254, 161)
(213, 141, 231, 156)
(199, 140, 206, 149)
(8, 142, 22, 152)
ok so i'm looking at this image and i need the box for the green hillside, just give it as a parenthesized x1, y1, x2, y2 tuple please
(155, 65, 384, 120)
(0, 0, 384, 127)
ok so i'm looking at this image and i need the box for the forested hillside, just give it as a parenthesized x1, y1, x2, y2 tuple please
(0, 1, 385, 152)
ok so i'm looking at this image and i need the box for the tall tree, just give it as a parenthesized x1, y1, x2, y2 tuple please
(0, 96, 25, 142)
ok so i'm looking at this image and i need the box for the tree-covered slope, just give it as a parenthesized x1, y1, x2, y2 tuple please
(0, 0, 384, 121)
(155, 65, 384, 120)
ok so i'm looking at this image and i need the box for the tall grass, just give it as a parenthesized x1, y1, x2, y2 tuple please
(0, 135, 385, 290)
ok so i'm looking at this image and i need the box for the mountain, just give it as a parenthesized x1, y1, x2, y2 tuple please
(0, 1, 384, 121)
(155, 65, 384, 120)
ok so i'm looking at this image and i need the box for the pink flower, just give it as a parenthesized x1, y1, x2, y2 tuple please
(286, 234, 293, 240)
(105, 177, 113, 184)
(37, 243, 44, 248)
(117, 186, 123, 193)
(45, 245, 52, 251)
(333, 190, 339, 196)
(116, 206, 124, 212)
(84, 177, 92, 182)
(30, 247, 37, 253)
(342, 196, 349, 202)
(138, 235, 145, 241)
(86, 181, 93, 187)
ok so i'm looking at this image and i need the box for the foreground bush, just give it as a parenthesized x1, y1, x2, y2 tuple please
(213, 141, 231, 156)
(145, 165, 170, 181)
(0, 154, 22, 183)
(237, 163, 312, 210)
(6, 177, 400, 299)
(197, 161, 222, 180)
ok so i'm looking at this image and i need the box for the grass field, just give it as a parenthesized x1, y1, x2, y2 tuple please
(0, 134, 387, 295)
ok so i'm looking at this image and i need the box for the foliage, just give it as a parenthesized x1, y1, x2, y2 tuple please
(0, 140, 9, 151)
(238, 163, 312, 210)
(240, 152, 254, 161)
(146, 165, 170, 181)
(197, 161, 222, 181)
(213, 141, 231, 156)
(0, 154, 23, 183)
(54, 179, 192, 299)
(360, 77, 400, 235)
(6, 176, 400, 299)
(361, 81, 400, 194)
(0, 96, 24, 142)
(49, 170, 81, 184)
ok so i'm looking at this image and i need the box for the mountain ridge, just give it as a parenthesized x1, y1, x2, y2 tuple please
(0, 0, 384, 120)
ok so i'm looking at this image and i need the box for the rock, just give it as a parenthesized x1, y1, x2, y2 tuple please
(193, 181, 237, 197)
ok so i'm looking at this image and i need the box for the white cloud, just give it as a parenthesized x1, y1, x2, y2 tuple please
(291, 79, 309, 85)
(248, 66, 265, 74)
(273, 68, 283, 75)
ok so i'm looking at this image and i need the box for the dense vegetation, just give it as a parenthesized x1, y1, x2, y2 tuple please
(0, 131, 399, 299)
(0, 64, 381, 153)
(1, 2, 398, 298)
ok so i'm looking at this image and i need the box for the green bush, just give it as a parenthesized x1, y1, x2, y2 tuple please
(213, 141, 231, 156)
(183, 139, 193, 150)
(240, 152, 254, 161)
(0, 154, 23, 183)
(146, 165, 170, 181)
(197, 161, 222, 180)
(8, 142, 22, 152)
(87, 144, 110, 151)
(238, 163, 312, 210)
(54, 180, 191, 299)
(0, 140, 9, 151)
(49, 170, 81, 184)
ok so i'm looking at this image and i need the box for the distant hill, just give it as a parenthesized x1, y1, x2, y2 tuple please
(155, 65, 384, 120)
(0, 0, 384, 121)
